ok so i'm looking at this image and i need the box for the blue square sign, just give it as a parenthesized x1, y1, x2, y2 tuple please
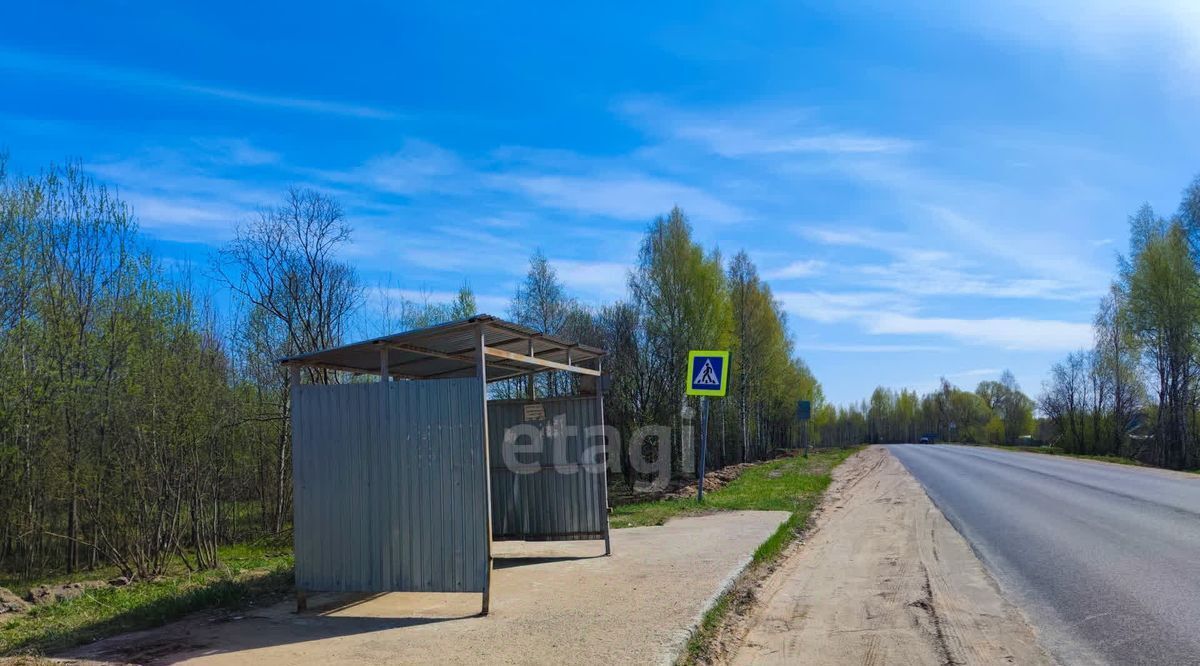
(686, 350, 729, 397)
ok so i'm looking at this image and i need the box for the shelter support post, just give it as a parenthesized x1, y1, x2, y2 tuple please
(289, 364, 304, 612)
(379, 348, 389, 414)
(526, 339, 535, 401)
(475, 325, 494, 615)
(597, 357, 612, 556)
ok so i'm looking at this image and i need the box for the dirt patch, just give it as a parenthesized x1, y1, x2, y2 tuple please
(0, 588, 29, 615)
(688, 446, 882, 665)
(26, 582, 108, 608)
(607, 464, 752, 506)
(715, 446, 1054, 665)
(664, 462, 756, 500)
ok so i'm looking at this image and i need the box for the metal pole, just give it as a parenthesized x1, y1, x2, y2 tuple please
(379, 348, 389, 414)
(596, 357, 612, 556)
(289, 364, 305, 613)
(527, 338, 535, 401)
(475, 325, 494, 616)
(697, 396, 709, 503)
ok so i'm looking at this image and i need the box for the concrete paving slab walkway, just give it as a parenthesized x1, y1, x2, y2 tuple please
(64, 510, 789, 665)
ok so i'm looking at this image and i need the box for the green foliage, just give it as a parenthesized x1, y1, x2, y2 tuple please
(0, 161, 257, 578)
(0, 542, 292, 656)
(1124, 221, 1198, 468)
(726, 250, 821, 460)
(826, 373, 1035, 444)
(0, 163, 362, 584)
(489, 211, 828, 489)
(1040, 177, 1200, 470)
(623, 208, 733, 472)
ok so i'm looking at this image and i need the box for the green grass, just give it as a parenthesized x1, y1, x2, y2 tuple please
(608, 447, 860, 664)
(1, 540, 293, 657)
(612, 448, 855, 529)
(750, 511, 807, 566)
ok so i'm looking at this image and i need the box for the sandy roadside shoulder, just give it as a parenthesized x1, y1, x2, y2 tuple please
(726, 446, 1054, 666)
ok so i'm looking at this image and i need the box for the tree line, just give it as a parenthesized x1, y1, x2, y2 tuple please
(0, 159, 825, 580)
(1039, 176, 1200, 470)
(816, 371, 1035, 445)
(500, 208, 823, 486)
(0, 160, 254, 579)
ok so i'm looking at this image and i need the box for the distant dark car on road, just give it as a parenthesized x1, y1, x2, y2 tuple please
(918, 437, 931, 444)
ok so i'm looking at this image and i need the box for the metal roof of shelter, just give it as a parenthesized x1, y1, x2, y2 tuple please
(279, 314, 605, 382)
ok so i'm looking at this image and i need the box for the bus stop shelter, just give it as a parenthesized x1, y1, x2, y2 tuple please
(280, 315, 609, 615)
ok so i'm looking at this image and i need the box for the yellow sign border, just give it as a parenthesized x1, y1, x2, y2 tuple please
(686, 350, 730, 397)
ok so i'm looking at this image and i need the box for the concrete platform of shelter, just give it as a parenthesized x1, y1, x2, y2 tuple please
(62, 510, 789, 665)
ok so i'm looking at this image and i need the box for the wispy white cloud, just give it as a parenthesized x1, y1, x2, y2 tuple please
(370, 286, 508, 316)
(868, 313, 1093, 351)
(0, 47, 395, 119)
(799, 226, 910, 250)
(948, 367, 1002, 379)
(349, 221, 532, 275)
(763, 259, 824, 280)
(964, 0, 1200, 76)
(857, 262, 1090, 300)
(677, 126, 914, 158)
(488, 172, 745, 223)
(88, 148, 286, 241)
(552, 259, 631, 302)
(191, 138, 281, 167)
(921, 204, 1108, 297)
(778, 289, 1092, 351)
(776, 290, 914, 324)
(324, 139, 745, 225)
(801, 223, 1101, 301)
(620, 98, 916, 157)
(797, 342, 947, 353)
(119, 192, 250, 241)
(778, 130, 1116, 305)
(324, 140, 466, 196)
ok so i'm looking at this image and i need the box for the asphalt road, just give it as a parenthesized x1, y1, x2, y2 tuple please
(886, 444, 1200, 666)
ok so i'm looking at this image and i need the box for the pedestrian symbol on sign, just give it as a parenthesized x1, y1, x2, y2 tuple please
(694, 359, 720, 386)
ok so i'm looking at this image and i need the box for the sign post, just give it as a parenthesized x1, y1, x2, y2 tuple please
(686, 350, 729, 502)
(796, 399, 812, 457)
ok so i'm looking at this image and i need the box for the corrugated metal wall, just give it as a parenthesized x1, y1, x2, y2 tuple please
(488, 397, 608, 541)
(292, 379, 488, 593)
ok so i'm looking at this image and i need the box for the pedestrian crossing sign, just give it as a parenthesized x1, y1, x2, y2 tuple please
(686, 350, 729, 397)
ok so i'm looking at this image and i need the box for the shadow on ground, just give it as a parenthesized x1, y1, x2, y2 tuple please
(59, 554, 599, 665)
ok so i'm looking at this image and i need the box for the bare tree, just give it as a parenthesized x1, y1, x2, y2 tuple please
(215, 187, 362, 531)
(510, 249, 575, 397)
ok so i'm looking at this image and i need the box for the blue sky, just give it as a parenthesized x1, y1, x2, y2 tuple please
(2, 2, 1199, 405)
